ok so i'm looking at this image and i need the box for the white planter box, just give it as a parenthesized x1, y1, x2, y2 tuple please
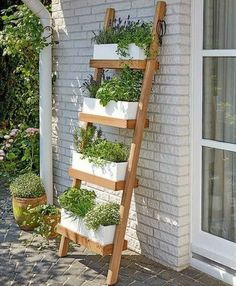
(87, 225, 116, 245)
(82, 98, 138, 120)
(72, 151, 128, 181)
(93, 43, 146, 60)
(60, 209, 87, 236)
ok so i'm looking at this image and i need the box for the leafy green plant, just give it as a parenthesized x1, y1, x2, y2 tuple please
(10, 172, 45, 198)
(0, 126, 39, 182)
(96, 66, 143, 106)
(84, 203, 120, 230)
(83, 139, 129, 165)
(73, 126, 129, 165)
(58, 187, 96, 218)
(73, 126, 102, 154)
(0, 4, 51, 127)
(92, 16, 153, 57)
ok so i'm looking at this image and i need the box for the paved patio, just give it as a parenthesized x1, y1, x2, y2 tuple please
(0, 184, 229, 286)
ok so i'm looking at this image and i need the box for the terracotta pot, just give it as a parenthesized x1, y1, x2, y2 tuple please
(42, 212, 61, 239)
(12, 194, 47, 230)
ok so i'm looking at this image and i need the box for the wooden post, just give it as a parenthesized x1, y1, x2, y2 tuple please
(106, 2, 166, 285)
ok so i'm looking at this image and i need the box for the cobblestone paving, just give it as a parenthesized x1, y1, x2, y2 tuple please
(0, 184, 230, 286)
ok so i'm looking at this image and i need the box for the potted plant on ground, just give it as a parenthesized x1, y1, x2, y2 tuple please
(31, 204, 61, 240)
(92, 16, 153, 60)
(82, 66, 143, 120)
(10, 172, 47, 230)
(84, 203, 120, 245)
(58, 187, 96, 235)
(73, 126, 129, 182)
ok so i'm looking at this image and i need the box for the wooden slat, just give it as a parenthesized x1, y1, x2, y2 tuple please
(106, 2, 166, 285)
(68, 167, 139, 191)
(79, 113, 149, 129)
(90, 59, 159, 70)
(57, 224, 128, 256)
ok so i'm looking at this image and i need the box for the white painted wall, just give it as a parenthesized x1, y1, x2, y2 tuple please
(52, 0, 191, 270)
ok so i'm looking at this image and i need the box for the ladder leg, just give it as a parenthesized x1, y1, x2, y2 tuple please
(58, 236, 69, 257)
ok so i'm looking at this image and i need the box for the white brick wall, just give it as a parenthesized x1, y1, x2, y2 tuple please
(52, 0, 191, 271)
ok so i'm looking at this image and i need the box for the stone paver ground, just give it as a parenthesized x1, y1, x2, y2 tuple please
(0, 184, 230, 286)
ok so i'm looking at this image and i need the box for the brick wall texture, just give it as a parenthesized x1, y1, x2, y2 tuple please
(52, 0, 191, 271)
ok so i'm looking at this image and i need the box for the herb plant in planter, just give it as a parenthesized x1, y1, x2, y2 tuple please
(84, 203, 120, 245)
(10, 172, 47, 230)
(92, 16, 153, 60)
(82, 66, 143, 120)
(58, 187, 96, 236)
(73, 127, 129, 182)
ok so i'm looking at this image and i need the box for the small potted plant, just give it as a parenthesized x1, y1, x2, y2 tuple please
(73, 127, 129, 182)
(31, 204, 61, 240)
(58, 187, 96, 236)
(82, 66, 143, 120)
(10, 172, 47, 230)
(84, 203, 120, 245)
(92, 16, 153, 60)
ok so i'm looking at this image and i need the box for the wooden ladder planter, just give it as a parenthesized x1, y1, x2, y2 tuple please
(57, 2, 166, 285)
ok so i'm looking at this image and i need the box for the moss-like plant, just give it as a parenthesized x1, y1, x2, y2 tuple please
(58, 187, 96, 218)
(10, 172, 45, 198)
(84, 203, 120, 230)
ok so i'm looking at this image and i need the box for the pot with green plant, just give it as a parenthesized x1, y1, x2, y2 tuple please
(84, 203, 120, 245)
(82, 66, 143, 120)
(92, 16, 153, 60)
(31, 204, 60, 240)
(58, 187, 96, 236)
(10, 172, 47, 230)
(73, 127, 129, 182)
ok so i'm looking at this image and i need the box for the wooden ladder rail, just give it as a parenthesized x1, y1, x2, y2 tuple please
(58, 7, 115, 258)
(106, 2, 166, 285)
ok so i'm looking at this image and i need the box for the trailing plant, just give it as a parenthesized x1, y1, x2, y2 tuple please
(58, 187, 96, 218)
(96, 66, 143, 106)
(0, 126, 39, 182)
(29, 204, 60, 240)
(84, 203, 120, 230)
(73, 126, 129, 165)
(0, 4, 51, 127)
(10, 172, 45, 198)
(92, 16, 153, 57)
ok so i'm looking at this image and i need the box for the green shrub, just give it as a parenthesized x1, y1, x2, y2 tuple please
(96, 66, 143, 106)
(92, 16, 153, 57)
(32, 204, 60, 216)
(10, 172, 45, 198)
(84, 203, 120, 230)
(58, 187, 96, 218)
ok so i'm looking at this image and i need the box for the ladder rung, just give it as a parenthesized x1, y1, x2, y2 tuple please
(79, 112, 149, 129)
(57, 224, 128, 256)
(90, 59, 159, 70)
(68, 167, 139, 191)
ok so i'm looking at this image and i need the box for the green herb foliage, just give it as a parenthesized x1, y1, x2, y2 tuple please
(33, 204, 60, 216)
(74, 127, 129, 165)
(10, 172, 45, 198)
(84, 139, 129, 165)
(82, 74, 102, 98)
(73, 126, 102, 154)
(84, 203, 120, 230)
(96, 66, 143, 106)
(58, 187, 96, 218)
(92, 16, 153, 57)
